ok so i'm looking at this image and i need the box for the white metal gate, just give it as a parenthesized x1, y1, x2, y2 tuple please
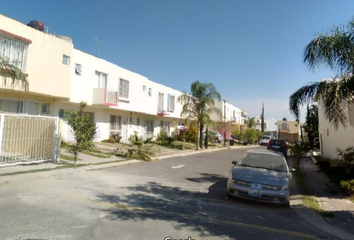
(0, 114, 59, 166)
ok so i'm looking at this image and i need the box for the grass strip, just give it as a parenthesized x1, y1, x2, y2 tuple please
(82, 150, 112, 158)
(60, 154, 82, 161)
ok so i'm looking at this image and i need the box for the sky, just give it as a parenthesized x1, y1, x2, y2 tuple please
(2, 0, 354, 121)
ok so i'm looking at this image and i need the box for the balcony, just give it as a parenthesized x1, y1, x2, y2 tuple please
(92, 88, 118, 106)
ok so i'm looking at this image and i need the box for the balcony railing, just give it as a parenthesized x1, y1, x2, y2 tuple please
(92, 88, 118, 106)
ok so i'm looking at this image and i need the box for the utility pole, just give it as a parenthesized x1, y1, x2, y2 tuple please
(261, 103, 264, 133)
(223, 99, 226, 147)
(95, 36, 100, 57)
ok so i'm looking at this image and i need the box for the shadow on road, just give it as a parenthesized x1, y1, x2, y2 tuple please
(95, 174, 292, 239)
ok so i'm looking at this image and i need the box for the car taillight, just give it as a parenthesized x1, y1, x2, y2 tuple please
(284, 142, 287, 148)
(268, 140, 272, 147)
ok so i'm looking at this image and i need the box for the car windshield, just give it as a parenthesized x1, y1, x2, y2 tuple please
(262, 136, 270, 140)
(238, 153, 287, 173)
(271, 140, 284, 146)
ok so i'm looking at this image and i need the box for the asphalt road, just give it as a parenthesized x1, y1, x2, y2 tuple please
(0, 146, 337, 240)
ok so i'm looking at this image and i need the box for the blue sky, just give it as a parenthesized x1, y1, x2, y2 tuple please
(2, 0, 354, 120)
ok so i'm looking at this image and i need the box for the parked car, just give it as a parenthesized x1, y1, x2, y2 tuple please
(204, 131, 223, 143)
(227, 149, 293, 206)
(267, 139, 288, 157)
(259, 135, 272, 146)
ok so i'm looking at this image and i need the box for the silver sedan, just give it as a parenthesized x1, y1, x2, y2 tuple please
(227, 149, 294, 206)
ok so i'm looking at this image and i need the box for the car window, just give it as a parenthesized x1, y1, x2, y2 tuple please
(271, 140, 284, 146)
(238, 153, 287, 172)
(262, 136, 270, 140)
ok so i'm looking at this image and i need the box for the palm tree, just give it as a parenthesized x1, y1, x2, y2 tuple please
(289, 19, 354, 129)
(0, 58, 29, 90)
(178, 81, 221, 150)
(246, 117, 256, 129)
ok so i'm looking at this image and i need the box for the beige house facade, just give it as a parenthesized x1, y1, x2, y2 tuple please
(277, 120, 300, 143)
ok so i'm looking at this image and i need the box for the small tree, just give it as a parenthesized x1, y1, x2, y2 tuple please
(65, 102, 97, 166)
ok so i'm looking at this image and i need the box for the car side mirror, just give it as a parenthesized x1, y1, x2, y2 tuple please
(232, 160, 238, 165)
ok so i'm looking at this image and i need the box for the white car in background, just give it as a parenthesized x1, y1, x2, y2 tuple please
(259, 135, 273, 146)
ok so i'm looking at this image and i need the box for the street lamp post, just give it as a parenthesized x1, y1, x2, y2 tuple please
(223, 99, 226, 147)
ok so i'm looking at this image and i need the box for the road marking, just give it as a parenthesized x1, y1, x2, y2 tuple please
(171, 165, 185, 169)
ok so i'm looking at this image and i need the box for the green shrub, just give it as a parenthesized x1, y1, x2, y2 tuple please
(244, 129, 260, 144)
(157, 128, 168, 141)
(337, 147, 354, 176)
(177, 130, 186, 142)
(186, 125, 198, 143)
(232, 130, 245, 141)
(290, 142, 310, 170)
(340, 180, 354, 197)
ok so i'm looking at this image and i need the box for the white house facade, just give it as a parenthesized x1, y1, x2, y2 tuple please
(0, 14, 247, 143)
(318, 101, 354, 159)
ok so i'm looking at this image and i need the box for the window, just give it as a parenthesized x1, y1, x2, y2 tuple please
(96, 71, 107, 88)
(59, 109, 65, 118)
(143, 85, 146, 92)
(119, 79, 130, 98)
(158, 93, 164, 112)
(148, 88, 152, 96)
(75, 64, 82, 76)
(0, 35, 28, 71)
(137, 118, 140, 125)
(27, 101, 40, 115)
(41, 104, 50, 115)
(167, 94, 175, 112)
(281, 123, 290, 131)
(110, 115, 122, 133)
(129, 117, 133, 124)
(160, 120, 171, 135)
(62, 55, 70, 66)
(0, 99, 23, 113)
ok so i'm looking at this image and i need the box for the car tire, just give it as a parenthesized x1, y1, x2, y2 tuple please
(227, 191, 235, 200)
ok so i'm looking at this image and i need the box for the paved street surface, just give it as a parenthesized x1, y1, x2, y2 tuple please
(0, 147, 336, 240)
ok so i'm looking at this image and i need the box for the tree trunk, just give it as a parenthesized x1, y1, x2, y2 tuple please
(196, 120, 200, 151)
(204, 127, 209, 149)
(199, 123, 204, 149)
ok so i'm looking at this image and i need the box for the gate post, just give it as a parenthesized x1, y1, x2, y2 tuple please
(0, 114, 5, 163)
(52, 117, 60, 163)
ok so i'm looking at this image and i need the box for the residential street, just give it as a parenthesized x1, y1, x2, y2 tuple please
(0, 147, 336, 240)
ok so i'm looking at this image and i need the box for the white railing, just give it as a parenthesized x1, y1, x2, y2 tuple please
(0, 114, 59, 166)
(106, 89, 118, 104)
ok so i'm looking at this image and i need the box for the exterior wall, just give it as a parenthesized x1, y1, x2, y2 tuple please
(211, 100, 247, 139)
(0, 91, 56, 115)
(55, 102, 180, 143)
(71, 50, 183, 118)
(254, 117, 278, 137)
(318, 101, 354, 159)
(0, 14, 73, 99)
(277, 120, 300, 143)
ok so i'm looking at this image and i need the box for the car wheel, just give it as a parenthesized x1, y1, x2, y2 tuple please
(227, 191, 236, 200)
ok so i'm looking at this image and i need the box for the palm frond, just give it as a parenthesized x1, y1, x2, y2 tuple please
(0, 58, 29, 90)
(304, 26, 354, 73)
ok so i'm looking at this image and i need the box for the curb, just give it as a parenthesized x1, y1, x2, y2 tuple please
(291, 176, 354, 240)
(152, 145, 257, 161)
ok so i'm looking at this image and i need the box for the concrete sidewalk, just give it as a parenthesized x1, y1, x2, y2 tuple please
(301, 156, 354, 236)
